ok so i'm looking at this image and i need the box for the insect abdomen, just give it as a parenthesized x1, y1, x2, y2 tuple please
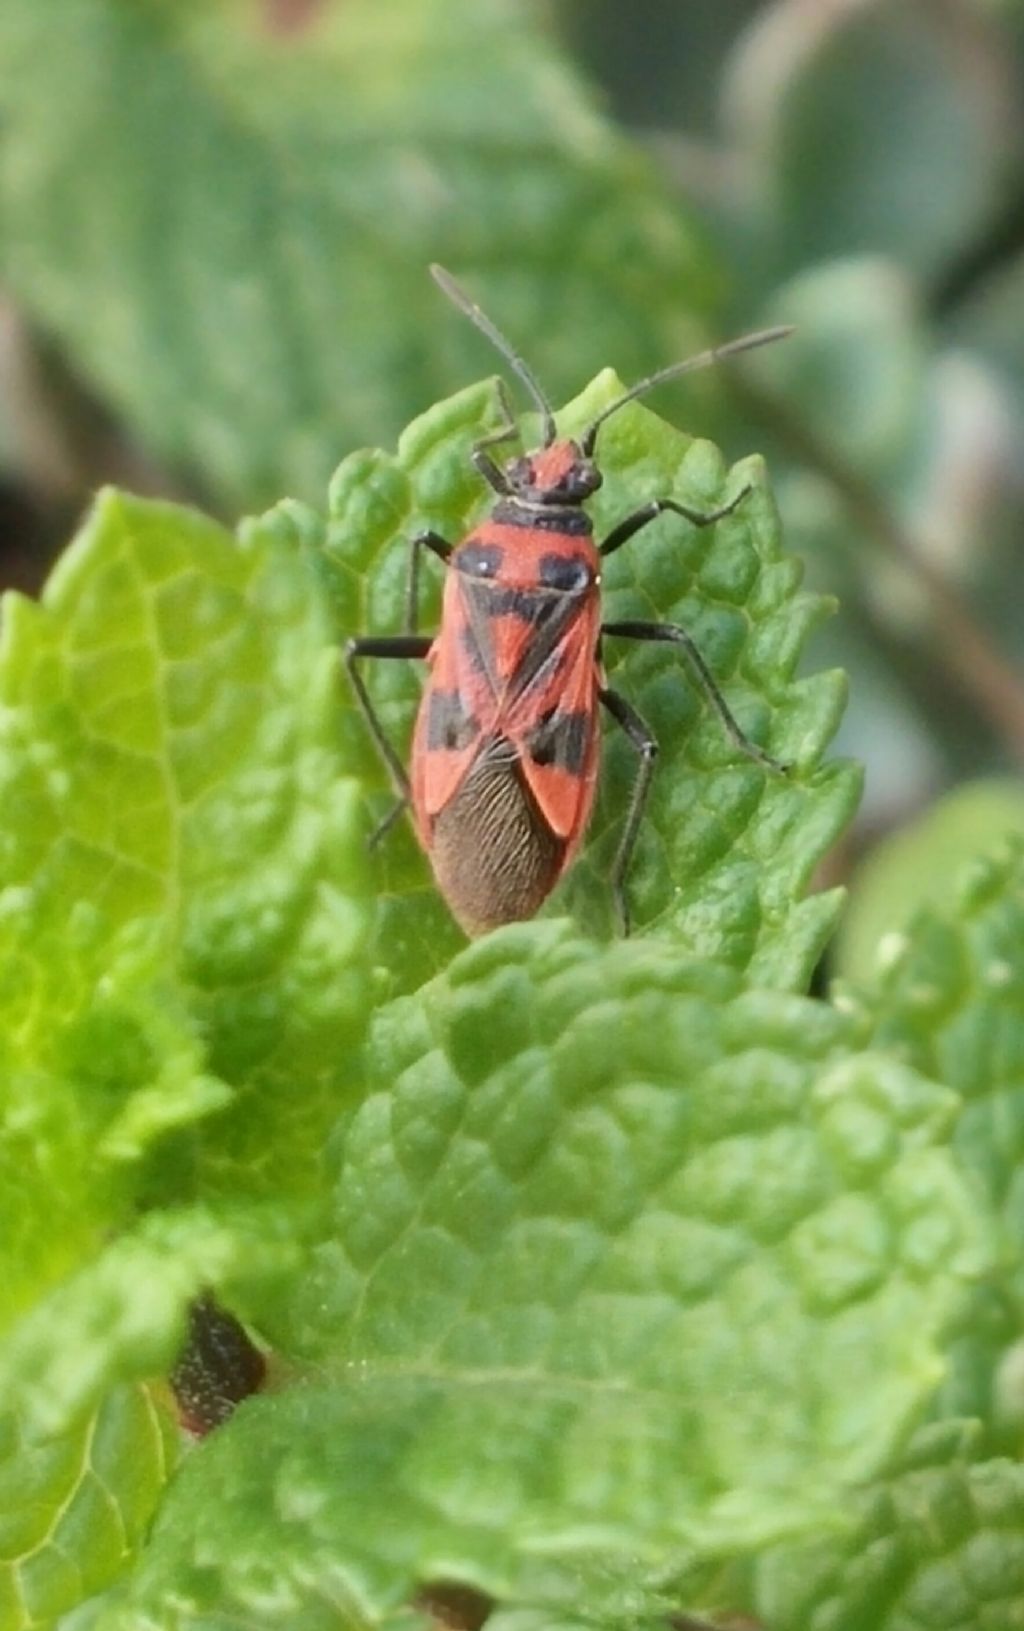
(427, 735, 567, 936)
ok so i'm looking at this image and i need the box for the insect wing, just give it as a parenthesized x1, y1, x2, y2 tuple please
(412, 573, 499, 823)
(508, 594, 601, 843)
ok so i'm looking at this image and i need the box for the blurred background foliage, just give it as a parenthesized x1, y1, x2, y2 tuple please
(1, 0, 1023, 976)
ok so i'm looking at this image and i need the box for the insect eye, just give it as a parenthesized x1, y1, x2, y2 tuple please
(456, 542, 504, 579)
(562, 462, 600, 498)
(539, 553, 592, 592)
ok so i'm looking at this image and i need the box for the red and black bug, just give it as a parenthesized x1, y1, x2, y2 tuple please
(346, 266, 790, 937)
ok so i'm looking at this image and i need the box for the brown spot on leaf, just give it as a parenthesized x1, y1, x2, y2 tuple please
(260, 0, 325, 39)
(412, 1581, 493, 1631)
(169, 1294, 266, 1436)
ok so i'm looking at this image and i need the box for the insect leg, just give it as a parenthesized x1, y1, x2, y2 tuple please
(600, 484, 752, 558)
(367, 797, 411, 850)
(599, 686, 658, 937)
(602, 620, 788, 774)
(470, 379, 519, 493)
(405, 530, 451, 634)
(344, 636, 433, 838)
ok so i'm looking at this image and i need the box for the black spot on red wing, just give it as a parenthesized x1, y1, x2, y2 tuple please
(454, 541, 504, 579)
(484, 586, 578, 631)
(539, 552, 593, 592)
(460, 577, 585, 701)
(485, 586, 544, 621)
(427, 690, 480, 752)
(526, 709, 590, 774)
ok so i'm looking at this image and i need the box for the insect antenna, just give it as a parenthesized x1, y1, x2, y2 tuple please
(430, 264, 558, 448)
(580, 325, 793, 456)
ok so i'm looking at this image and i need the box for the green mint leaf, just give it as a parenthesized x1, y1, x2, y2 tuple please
(836, 779, 1024, 983)
(100, 924, 991, 1627)
(0, 1386, 174, 1631)
(0, 0, 713, 507)
(838, 839, 1024, 1438)
(327, 378, 860, 994)
(753, 5, 1003, 282)
(0, 904, 213, 1338)
(0, 488, 369, 1423)
(0, 1206, 296, 1440)
(751, 843, 1024, 1631)
(756, 1421, 1024, 1631)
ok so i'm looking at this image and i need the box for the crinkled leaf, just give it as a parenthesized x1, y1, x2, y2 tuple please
(0, 0, 714, 508)
(0, 488, 369, 1418)
(756, 1420, 1024, 1631)
(0, 1206, 296, 1440)
(752, 842, 1024, 1631)
(98, 923, 991, 1628)
(0, 1385, 174, 1631)
(326, 375, 859, 996)
(837, 840, 1024, 1438)
(0, 903, 217, 1338)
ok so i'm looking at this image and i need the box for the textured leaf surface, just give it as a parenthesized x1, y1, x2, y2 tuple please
(0, 0, 713, 508)
(837, 841, 1024, 1436)
(757, 1421, 1024, 1631)
(98, 922, 991, 1628)
(327, 374, 859, 995)
(0, 1385, 174, 1631)
(0, 1207, 295, 1441)
(0, 487, 368, 1418)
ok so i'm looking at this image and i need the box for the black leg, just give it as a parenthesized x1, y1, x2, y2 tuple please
(599, 687, 658, 936)
(600, 484, 752, 559)
(344, 635, 432, 805)
(404, 530, 451, 634)
(368, 795, 411, 850)
(602, 621, 788, 774)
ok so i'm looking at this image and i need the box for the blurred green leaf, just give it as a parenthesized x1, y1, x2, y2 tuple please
(732, 0, 1006, 284)
(0, 1386, 175, 1631)
(0, 486, 369, 1425)
(0, 1206, 296, 1441)
(327, 373, 859, 995)
(0, 0, 715, 509)
(748, 259, 1020, 818)
(837, 780, 1024, 983)
(762, 257, 928, 481)
(95, 923, 991, 1629)
(954, 248, 1024, 430)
